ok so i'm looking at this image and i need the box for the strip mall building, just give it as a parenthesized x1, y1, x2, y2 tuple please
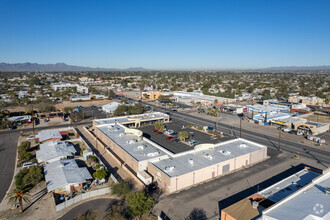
(93, 112, 268, 193)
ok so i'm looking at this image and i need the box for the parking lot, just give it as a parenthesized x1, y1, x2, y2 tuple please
(139, 118, 233, 154)
(80, 106, 107, 119)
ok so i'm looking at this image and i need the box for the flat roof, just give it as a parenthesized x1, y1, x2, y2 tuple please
(94, 112, 167, 125)
(263, 170, 330, 219)
(96, 123, 167, 162)
(258, 168, 320, 203)
(37, 129, 62, 142)
(150, 138, 266, 178)
(44, 159, 92, 192)
(36, 140, 76, 162)
(274, 117, 303, 123)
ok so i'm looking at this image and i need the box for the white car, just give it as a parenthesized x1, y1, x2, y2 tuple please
(282, 128, 291, 133)
(165, 129, 175, 135)
(22, 162, 38, 168)
(27, 136, 35, 140)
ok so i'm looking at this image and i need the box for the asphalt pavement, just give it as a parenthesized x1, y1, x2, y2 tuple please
(59, 198, 115, 220)
(0, 131, 20, 203)
(148, 103, 330, 167)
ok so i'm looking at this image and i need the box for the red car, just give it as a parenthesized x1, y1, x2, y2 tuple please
(156, 131, 164, 135)
(152, 129, 158, 133)
(166, 136, 174, 140)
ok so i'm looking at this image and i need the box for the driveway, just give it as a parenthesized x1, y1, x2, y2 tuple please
(59, 198, 115, 220)
(0, 130, 20, 203)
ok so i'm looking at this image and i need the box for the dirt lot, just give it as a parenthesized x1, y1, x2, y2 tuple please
(303, 114, 330, 123)
(55, 100, 113, 111)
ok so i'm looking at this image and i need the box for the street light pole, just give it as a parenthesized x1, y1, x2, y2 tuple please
(31, 103, 35, 135)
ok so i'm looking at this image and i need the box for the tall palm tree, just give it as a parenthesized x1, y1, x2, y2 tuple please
(8, 189, 31, 213)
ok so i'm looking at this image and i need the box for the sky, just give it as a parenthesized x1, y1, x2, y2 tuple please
(0, 0, 330, 69)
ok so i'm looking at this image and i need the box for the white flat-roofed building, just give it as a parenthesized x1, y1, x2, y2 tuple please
(37, 129, 62, 143)
(262, 169, 330, 220)
(51, 83, 76, 91)
(102, 102, 121, 114)
(44, 159, 92, 194)
(93, 112, 267, 192)
(36, 140, 76, 164)
(148, 139, 267, 193)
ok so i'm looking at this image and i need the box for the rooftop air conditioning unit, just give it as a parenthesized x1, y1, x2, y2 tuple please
(239, 143, 248, 148)
(128, 140, 136, 144)
(203, 153, 213, 160)
(165, 166, 175, 172)
(220, 150, 231, 155)
(119, 133, 124, 137)
(137, 144, 147, 150)
(188, 158, 195, 165)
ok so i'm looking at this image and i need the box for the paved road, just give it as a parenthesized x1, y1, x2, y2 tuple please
(147, 103, 330, 167)
(59, 198, 115, 220)
(0, 131, 20, 203)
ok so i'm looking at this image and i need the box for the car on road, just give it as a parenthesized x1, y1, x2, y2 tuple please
(27, 136, 35, 140)
(156, 131, 164, 135)
(152, 129, 158, 133)
(188, 139, 199, 145)
(22, 162, 38, 168)
(166, 136, 174, 140)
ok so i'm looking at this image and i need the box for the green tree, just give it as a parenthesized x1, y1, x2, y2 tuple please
(15, 169, 29, 191)
(23, 166, 43, 187)
(264, 112, 268, 123)
(154, 122, 164, 131)
(93, 168, 108, 180)
(112, 181, 131, 196)
(126, 191, 154, 220)
(187, 88, 194, 92)
(8, 189, 31, 213)
(178, 131, 189, 141)
(108, 89, 116, 99)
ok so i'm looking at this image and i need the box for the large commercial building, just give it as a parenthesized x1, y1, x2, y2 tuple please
(93, 112, 268, 193)
(288, 96, 324, 106)
(164, 91, 236, 106)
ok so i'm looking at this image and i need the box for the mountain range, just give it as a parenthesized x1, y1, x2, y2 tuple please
(0, 62, 150, 72)
(0, 62, 330, 72)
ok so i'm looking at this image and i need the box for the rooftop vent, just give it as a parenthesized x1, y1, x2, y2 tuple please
(220, 150, 231, 155)
(203, 152, 213, 160)
(128, 139, 137, 144)
(239, 143, 248, 148)
(325, 187, 330, 195)
(165, 166, 175, 172)
(188, 158, 195, 166)
(252, 200, 259, 209)
(137, 144, 147, 150)
(147, 151, 160, 157)
(119, 133, 124, 137)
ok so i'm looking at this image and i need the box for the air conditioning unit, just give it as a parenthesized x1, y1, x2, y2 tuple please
(165, 166, 175, 172)
(239, 143, 247, 148)
(188, 158, 195, 165)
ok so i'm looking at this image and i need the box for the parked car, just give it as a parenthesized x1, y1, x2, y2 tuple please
(22, 162, 38, 168)
(156, 131, 164, 135)
(165, 129, 175, 135)
(282, 128, 291, 133)
(188, 139, 199, 145)
(152, 129, 158, 133)
(172, 137, 180, 142)
(166, 136, 174, 140)
(27, 136, 35, 140)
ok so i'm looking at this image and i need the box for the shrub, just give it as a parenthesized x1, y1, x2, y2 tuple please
(18, 141, 30, 153)
(23, 166, 43, 187)
(19, 151, 32, 162)
(185, 125, 192, 128)
(95, 163, 101, 169)
(88, 155, 99, 163)
(112, 181, 131, 196)
(93, 168, 108, 180)
(15, 168, 29, 191)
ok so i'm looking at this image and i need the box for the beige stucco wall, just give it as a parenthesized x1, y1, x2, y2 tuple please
(148, 147, 267, 193)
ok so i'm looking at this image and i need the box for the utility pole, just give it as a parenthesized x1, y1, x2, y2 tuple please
(278, 129, 281, 151)
(31, 103, 35, 135)
(240, 118, 242, 138)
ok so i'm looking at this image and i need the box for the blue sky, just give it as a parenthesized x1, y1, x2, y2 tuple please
(0, 0, 329, 69)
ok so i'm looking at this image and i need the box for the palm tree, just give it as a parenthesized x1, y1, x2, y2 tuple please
(8, 189, 31, 213)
